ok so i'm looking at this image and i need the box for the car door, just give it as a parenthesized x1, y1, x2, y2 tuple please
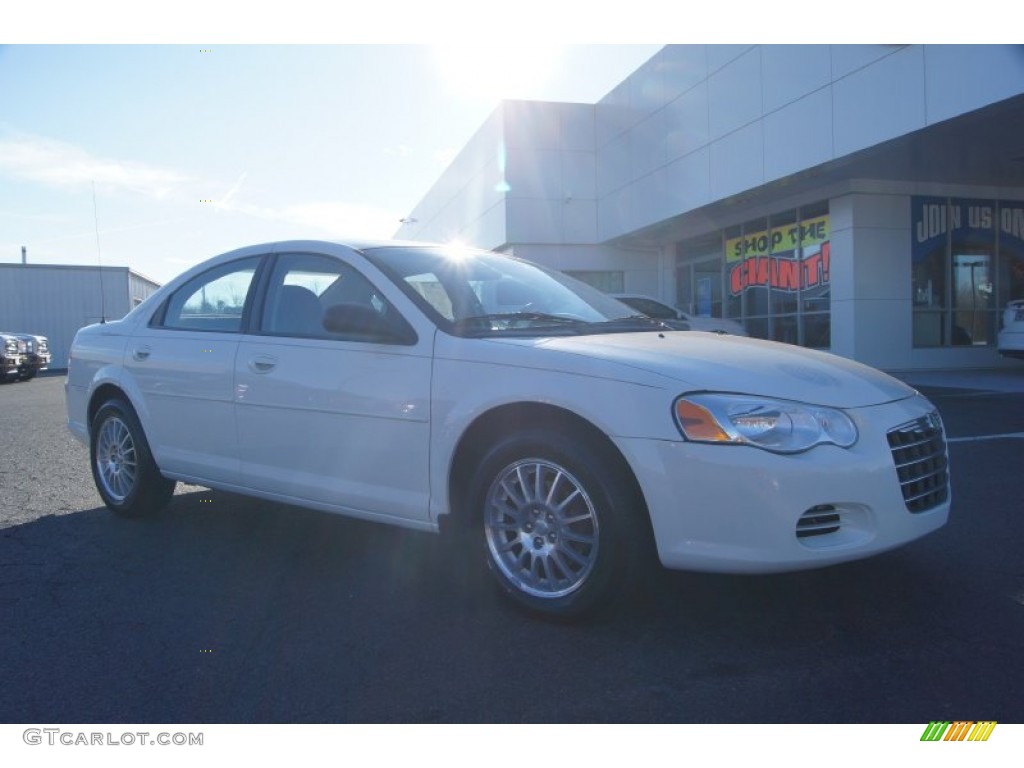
(234, 249, 433, 525)
(125, 254, 263, 486)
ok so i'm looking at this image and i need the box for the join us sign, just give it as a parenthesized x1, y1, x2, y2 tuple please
(725, 214, 830, 297)
(912, 196, 1024, 261)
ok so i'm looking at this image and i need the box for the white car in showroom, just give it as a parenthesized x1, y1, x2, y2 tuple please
(998, 299, 1024, 359)
(66, 240, 950, 617)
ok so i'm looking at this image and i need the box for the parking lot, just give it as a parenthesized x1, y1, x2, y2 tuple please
(1, 372, 1022, 723)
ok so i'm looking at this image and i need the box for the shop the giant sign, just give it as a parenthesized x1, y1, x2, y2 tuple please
(726, 215, 830, 296)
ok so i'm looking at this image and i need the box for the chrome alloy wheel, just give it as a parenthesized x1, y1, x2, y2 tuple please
(484, 459, 600, 599)
(95, 415, 138, 503)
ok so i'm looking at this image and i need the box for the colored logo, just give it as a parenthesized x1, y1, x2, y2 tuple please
(921, 721, 997, 741)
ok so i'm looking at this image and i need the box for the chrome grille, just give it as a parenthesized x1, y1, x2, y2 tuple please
(887, 412, 949, 513)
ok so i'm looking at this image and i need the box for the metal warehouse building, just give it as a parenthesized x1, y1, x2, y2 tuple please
(396, 44, 1024, 371)
(0, 264, 160, 371)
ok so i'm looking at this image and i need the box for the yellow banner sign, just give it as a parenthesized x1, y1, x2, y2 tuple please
(725, 215, 830, 262)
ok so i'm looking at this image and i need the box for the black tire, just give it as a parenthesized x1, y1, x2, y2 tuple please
(18, 369, 37, 382)
(467, 427, 645, 619)
(90, 398, 175, 517)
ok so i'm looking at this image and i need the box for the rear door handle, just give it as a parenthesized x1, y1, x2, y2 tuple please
(132, 346, 151, 361)
(248, 355, 278, 373)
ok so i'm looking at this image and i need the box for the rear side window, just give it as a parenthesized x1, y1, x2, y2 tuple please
(156, 257, 261, 332)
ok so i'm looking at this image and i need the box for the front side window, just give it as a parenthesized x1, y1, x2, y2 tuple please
(157, 257, 260, 333)
(261, 252, 413, 344)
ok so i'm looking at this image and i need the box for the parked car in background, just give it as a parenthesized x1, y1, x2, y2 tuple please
(998, 299, 1024, 359)
(2, 333, 52, 380)
(1, 333, 26, 383)
(66, 240, 949, 618)
(612, 294, 748, 336)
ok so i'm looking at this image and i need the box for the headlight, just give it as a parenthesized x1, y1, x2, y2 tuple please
(674, 393, 858, 454)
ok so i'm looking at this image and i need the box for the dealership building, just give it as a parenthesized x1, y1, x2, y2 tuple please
(396, 45, 1024, 370)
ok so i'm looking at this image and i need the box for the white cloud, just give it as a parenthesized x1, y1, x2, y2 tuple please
(0, 134, 192, 199)
(0, 133, 401, 242)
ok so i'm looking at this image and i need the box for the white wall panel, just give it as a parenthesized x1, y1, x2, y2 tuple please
(831, 45, 898, 79)
(503, 100, 561, 150)
(833, 46, 926, 157)
(629, 168, 672, 232)
(596, 131, 630, 197)
(631, 108, 667, 179)
(666, 147, 712, 214)
(562, 152, 596, 201)
(560, 103, 595, 152)
(506, 198, 563, 243)
(762, 44, 832, 113)
(505, 148, 563, 200)
(709, 122, 764, 201)
(924, 45, 1024, 125)
(707, 45, 753, 74)
(763, 87, 833, 182)
(708, 48, 762, 141)
(563, 199, 598, 243)
(595, 79, 633, 149)
(665, 80, 709, 163)
(661, 45, 707, 103)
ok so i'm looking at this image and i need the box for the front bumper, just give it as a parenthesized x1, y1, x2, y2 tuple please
(615, 394, 950, 574)
(2, 354, 24, 376)
(998, 326, 1024, 359)
(19, 352, 52, 374)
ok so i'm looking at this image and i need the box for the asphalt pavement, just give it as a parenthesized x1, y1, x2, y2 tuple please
(1, 371, 1022, 723)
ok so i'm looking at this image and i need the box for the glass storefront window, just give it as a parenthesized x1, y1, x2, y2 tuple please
(677, 202, 832, 349)
(911, 196, 1021, 348)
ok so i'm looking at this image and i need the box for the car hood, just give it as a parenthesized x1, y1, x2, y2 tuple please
(498, 331, 916, 408)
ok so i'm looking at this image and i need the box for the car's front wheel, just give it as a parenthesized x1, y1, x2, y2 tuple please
(90, 399, 175, 517)
(469, 428, 645, 618)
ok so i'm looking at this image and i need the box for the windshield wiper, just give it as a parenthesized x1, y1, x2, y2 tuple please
(455, 312, 589, 336)
(582, 315, 675, 332)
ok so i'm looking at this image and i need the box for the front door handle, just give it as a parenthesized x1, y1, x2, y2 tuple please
(248, 355, 278, 373)
(132, 346, 151, 361)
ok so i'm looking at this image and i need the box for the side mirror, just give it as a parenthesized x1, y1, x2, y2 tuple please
(322, 304, 418, 345)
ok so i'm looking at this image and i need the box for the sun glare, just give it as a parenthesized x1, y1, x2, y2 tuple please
(432, 45, 562, 102)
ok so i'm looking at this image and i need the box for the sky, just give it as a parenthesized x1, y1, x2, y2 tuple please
(1, 0, 983, 286)
(0, 43, 662, 283)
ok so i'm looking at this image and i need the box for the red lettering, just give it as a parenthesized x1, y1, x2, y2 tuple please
(821, 242, 830, 283)
(803, 253, 821, 288)
(754, 257, 769, 286)
(776, 258, 799, 291)
(730, 263, 744, 294)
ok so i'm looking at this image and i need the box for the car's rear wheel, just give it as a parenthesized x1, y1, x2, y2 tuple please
(90, 399, 175, 517)
(469, 428, 644, 619)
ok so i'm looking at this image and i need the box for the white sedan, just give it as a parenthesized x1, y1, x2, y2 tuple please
(66, 240, 950, 617)
(998, 299, 1024, 359)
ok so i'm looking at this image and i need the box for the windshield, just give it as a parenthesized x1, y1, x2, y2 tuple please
(363, 246, 664, 337)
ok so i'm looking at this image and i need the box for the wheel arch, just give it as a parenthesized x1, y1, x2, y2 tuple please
(87, 382, 136, 429)
(445, 402, 651, 535)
